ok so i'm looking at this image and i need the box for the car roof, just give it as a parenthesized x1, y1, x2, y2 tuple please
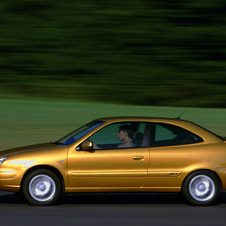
(97, 116, 190, 123)
(96, 116, 197, 129)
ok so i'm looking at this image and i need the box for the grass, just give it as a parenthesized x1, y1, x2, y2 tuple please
(1, 98, 226, 150)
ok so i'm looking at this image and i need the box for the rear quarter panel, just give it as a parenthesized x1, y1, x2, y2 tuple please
(142, 142, 226, 191)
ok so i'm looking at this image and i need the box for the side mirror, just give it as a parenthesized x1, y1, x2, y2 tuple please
(80, 140, 93, 150)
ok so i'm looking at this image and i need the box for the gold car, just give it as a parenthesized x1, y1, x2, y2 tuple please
(0, 117, 226, 206)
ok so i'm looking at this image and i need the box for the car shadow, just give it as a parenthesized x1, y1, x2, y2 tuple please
(0, 192, 26, 204)
(57, 192, 186, 205)
(1, 191, 226, 205)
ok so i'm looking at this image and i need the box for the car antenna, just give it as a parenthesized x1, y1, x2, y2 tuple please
(175, 108, 187, 119)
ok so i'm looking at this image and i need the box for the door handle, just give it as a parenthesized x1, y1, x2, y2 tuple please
(133, 156, 144, 160)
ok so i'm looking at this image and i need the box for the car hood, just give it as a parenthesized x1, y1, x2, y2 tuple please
(0, 143, 59, 157)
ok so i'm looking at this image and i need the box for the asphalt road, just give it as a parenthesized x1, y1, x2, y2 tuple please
(1, 191, 226, 226)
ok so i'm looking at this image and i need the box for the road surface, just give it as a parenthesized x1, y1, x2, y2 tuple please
(1, 191, 226, 225)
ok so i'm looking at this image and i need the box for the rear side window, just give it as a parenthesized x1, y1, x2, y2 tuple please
(151, 123, 203, 147)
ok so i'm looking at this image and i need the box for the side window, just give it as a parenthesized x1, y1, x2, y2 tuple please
(90, 123, 120, 145)
(88, 122, 147, 149)
(153, 123, 203, 147)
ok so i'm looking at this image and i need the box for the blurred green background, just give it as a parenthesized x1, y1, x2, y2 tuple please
(1, 0, 226, 150)
(1, 99, 226, 150)
(1, 0, 226, 107)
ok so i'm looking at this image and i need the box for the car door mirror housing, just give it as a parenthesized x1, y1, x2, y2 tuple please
(80, 140, 93, 150)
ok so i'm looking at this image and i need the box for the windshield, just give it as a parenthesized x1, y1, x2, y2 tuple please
(54, 120, 105, 145)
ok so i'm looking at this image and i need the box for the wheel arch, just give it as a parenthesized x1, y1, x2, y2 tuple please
(20, 165, 65, 193)
(181, 169, 222, 190)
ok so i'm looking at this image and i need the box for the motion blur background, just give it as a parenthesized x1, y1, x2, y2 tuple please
(1, 0, 226, 150)
(1, 0, 226, 107)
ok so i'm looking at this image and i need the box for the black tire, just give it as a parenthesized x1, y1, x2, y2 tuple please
(182, 170, 220, 206)
(22, 169, 61, 206)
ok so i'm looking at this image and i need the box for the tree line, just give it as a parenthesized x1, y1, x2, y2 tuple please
(1, 0, 226, 107)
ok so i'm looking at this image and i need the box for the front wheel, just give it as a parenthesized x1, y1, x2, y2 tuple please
(22, 169, 61, 206)
(182, 170, 220, 206)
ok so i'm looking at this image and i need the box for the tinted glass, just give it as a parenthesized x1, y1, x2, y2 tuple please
(55, 120, 105, 145)
(152, 123, 203, 147)
(88, 122, 147, 149)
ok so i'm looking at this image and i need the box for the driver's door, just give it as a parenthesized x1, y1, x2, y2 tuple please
(67, 122, 149, 189)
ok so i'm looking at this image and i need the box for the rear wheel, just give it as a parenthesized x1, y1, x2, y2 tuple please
(22, 169, 61, 206)
(182, 170, 220, 206)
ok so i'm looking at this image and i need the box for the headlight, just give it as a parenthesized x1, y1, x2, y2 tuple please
(0, 156, 7, 165)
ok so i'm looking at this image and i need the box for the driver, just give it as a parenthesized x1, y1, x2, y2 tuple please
(117, 125, 134, 148)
